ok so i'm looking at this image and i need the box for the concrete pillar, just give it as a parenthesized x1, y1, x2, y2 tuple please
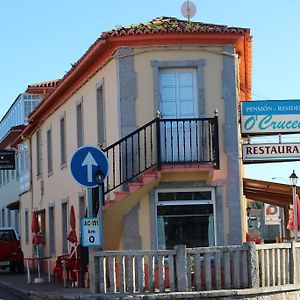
(174, 245, 188, 292)
(248, 242, 259, 288)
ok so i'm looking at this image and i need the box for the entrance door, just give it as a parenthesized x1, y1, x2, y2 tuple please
(159, 69, 198, 162)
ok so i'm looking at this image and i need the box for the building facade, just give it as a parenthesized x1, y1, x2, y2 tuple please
(0, 93, 40, 233)
(12, 17, 252, 259)
(0, 80, 59, 235)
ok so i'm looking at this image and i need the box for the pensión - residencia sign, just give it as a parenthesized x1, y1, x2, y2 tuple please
(241, 100, 300, 135)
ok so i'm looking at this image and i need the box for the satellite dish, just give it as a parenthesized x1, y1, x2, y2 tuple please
(181, 1, 196, 20)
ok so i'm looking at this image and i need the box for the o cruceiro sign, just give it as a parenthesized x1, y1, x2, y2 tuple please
(241, 100, 300, 135)
(242, 143, 300, 163)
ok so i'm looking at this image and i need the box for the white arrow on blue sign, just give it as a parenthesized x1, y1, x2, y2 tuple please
(70, 145, 109, 188)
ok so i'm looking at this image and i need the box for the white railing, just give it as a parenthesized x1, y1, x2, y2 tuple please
(89, 242, 300, 295)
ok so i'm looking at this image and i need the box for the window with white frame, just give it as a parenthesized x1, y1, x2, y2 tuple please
(76, 99, 84, 147)
(36, 129, 42, 177)
(96, 83, 105, 147)
(60, 113, 67, 167)
(61, 201, 69, 253)
(156, 188, 216, 250)
(18, 142, 30, 194)
(47, 126, 53, 175)
(49, 205, 55, 255)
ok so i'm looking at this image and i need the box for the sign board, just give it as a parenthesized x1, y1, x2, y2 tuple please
(81, 217, 101, 246)
(0, 150, 16, 170)
(242, 143, 300, 163)
(264, 204, 280, 225)
(70, 145, 109, 188)
(241, 100, 300, 135)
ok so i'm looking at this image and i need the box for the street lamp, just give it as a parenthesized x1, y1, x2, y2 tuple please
(289, 170, 298, 240)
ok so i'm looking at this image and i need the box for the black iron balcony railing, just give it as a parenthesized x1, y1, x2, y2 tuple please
(103, 116, 219, 194)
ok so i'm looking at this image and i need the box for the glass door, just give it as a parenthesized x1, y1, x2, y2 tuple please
(159, 69, 198, 162)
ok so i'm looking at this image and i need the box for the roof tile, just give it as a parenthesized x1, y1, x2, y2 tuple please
(99, 17, 249, 40)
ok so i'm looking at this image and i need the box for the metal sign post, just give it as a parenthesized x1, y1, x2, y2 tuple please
(70, 145, 109, 292)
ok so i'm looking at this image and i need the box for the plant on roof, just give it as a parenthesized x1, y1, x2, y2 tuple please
(130, 24, 139, 31)
(185, 21, 195, 30)
(169, 19, 179, 29)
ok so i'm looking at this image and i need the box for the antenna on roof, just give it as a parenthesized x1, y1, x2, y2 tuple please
(181, 0, 196, 21)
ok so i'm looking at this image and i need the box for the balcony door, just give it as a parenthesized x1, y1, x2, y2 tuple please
(159, 69, 198, 162)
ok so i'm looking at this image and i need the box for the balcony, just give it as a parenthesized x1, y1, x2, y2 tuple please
(103, 116, 219, 194)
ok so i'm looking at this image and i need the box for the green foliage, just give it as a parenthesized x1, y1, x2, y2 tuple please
(249, 201, 263, 209)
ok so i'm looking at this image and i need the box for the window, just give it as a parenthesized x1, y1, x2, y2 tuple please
(36, 129, 42, 177)
(159, 69, 197, 119)
(49, 206, 55, 255)
(18, 143, 30, 193)
(156, 189, 215, 250)
(151, 60, 205, 116)
(79, 195, 86, 218)
(11, 169, 16, 181)
(7, 170, 10, 183)
(96, 83, 105, 147)
(25, 210, 29, 243)
(7, 210, 11, 227)
(1, 209, 5, 227)
(23, 98, 40, 120)
(61, 201, 69, 253)
(76, 100, 84, 147)
(3, 171, 6, 185)
(47, 127, 53, 175)
(60, 114, 67, 167)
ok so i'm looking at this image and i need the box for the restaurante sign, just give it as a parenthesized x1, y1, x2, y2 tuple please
(241, 100, 300, 135)
(242, 143, 300, 163)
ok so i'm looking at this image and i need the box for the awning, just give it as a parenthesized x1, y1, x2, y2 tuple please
(243, 178, 300, 208)
(6, 201, 20, 210)
(0, 125, 25, 149)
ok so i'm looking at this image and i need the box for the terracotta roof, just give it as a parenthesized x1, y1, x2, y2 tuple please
(68, 16, 251, 75)
(27, 79, 60, 89)
(14, 16, 252, 145)
(26, 79, 61, 95)
(102, 16, 249, 38)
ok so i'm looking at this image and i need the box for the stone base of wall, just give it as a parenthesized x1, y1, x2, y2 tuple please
(168, 285, 300, 300)
(103, 285, 300, 300)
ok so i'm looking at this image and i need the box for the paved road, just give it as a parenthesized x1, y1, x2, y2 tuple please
(0, 283, 30, 300)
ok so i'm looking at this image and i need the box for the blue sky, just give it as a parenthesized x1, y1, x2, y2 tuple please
(1, 0, 300, 182)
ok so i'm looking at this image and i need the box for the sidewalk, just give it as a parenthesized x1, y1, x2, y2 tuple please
(0, 270, 94, 300)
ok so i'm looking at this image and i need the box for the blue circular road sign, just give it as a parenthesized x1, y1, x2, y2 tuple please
(70, 145, 109, 188)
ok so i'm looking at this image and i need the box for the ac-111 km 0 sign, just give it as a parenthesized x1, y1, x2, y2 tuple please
(81, 218, 100, 246)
